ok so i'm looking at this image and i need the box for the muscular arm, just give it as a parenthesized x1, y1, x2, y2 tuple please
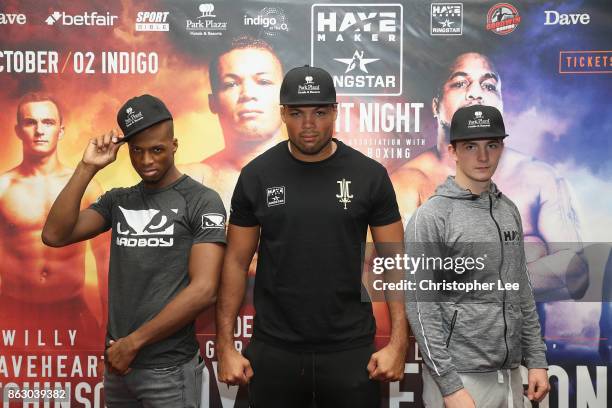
(367, 221, 408, 382)
(528, 174, 588, 300)
(216, 224, 259, 385)
(107, 241, 225, 373)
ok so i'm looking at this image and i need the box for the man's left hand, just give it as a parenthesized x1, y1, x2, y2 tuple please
(366, 343, 406, 382)
(526, 368, 550, 402)
(106, 337, 139, 375)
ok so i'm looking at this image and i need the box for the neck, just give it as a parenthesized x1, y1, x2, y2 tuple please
(220, 129, 282, 168)
(142, 165, 182, 190)
(18, 152, 63, 176)
(454, 170, 491, 195)
(288, 139, 336, 162)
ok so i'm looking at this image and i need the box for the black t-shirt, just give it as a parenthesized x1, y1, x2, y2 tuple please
(230, 139, 400, 351)
(90, 175, 226, 368)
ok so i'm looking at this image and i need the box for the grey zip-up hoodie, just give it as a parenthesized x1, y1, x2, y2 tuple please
(405, 176, 548, 396)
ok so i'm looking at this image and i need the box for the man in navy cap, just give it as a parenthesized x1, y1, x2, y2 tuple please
(42, 94, 226, 407)
(215, 66, 407, 407)
(405, 105, 550, 407)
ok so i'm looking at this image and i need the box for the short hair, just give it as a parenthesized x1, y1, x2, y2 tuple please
(16, 93, 63, 124)
(208, 36, 282, 93)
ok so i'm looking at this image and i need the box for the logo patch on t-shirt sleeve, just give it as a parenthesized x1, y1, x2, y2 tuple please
(202, 213, 226, 229)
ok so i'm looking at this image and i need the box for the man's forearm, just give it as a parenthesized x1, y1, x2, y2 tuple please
(128, 282, 217, 350)
(43, 161, 97, 245)
(387, 300, 408, 347)
(216, 260, 249, 351)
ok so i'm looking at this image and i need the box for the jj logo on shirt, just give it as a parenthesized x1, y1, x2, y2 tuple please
(336, 179, 353, 209)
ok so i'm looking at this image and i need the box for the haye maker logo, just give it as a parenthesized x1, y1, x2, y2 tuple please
(124, 106, 144, 128)
(116, 206, 178, 247)
(45, 11, 118, 26)
(486, 3, 521, 35)
(311, 4, 403, 96)
(431, 3, 462, 35)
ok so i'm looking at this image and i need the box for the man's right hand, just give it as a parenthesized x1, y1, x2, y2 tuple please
(217, 346, 253, 386)
(443, 388, 476, 408)
(82, 129, 124, 171)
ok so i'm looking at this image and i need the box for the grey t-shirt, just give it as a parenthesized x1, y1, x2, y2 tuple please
(90, 175, 226, 368)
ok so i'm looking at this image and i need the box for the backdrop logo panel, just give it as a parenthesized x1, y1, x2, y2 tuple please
(310, 3, 403, 96)
(430, 3, 463, 36)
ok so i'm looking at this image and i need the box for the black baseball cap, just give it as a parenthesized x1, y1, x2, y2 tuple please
(117, 94, 173, 141)
(280, 65, 336, 106)
(450, 105, 508, 142)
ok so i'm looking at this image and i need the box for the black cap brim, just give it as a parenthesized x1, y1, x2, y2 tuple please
(452, 133, 508, 142)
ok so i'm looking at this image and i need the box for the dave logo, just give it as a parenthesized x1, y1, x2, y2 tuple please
(267, 187, 285, 207)
(503, 230, 520, 242)
(116, 206, 177, 247)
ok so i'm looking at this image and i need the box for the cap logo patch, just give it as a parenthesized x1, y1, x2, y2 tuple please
(467, 111, 491, 129)
(124, 107, 144, 128)
(298, 76, 320, 94)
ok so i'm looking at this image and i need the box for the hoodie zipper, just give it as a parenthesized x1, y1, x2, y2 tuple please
(445, 309, 458, 348)
(489, 193, 509, 368)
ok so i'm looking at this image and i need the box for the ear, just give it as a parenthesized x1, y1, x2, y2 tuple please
(172, 138, 178, 153)
(280, 106, 287, 124)
(332, 104, 338, 121)
(14, 123, 23, 141)
(447, 143, 457, 161)
(432, 96, 440, 118)
(208, 93, 218, 114)
(58, 124, 65, 140)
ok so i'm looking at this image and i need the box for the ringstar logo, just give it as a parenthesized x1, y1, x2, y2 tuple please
(116, 206, 178, 247)
(334, 50, 379, 73)
(135, 11, 170, 31)
(45, 11, 118, 26)
(311, 4, 403, 96)
(431, 3, 462, 35)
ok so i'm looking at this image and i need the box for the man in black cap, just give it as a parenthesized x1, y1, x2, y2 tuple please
(215, 66, 407, 407)
(405, 105, 550, 407)
(42, 94, 226, 407)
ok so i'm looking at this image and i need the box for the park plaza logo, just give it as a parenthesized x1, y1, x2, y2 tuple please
(135, 11, 170, 31)
(431, 3, 463, 35)
(45, 10, 118, 26)
(467, 110, 491, 129)
(116, 206, 177, 247)
(124, 106, 144, 128)
(185, 3, 228, 36)
(486, 3, 521, 35)
(297, 76, 321, 95)
(0, 12, 26, 25)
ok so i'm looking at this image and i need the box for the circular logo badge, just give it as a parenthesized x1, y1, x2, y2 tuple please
(486, 3, 521, 35)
